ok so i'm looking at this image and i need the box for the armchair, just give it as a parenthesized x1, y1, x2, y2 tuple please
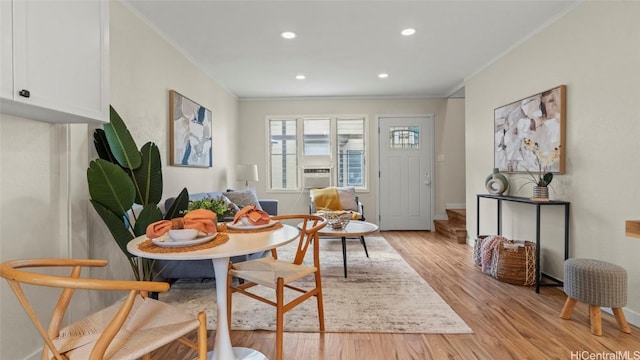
(309, 186, 370, 259)
(309, 186, 365, 220)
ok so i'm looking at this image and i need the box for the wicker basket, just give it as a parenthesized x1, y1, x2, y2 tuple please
(494, 240, 536, 286)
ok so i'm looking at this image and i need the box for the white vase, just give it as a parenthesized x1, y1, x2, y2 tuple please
(485, 168, 509, 195)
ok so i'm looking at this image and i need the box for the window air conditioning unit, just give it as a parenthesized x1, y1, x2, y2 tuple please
(302, 167, 332, 189)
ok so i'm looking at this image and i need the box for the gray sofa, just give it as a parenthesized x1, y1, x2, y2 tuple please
(152, 191, 278, 281)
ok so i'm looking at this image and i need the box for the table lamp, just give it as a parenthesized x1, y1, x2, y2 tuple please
(236, 164, 259, 188)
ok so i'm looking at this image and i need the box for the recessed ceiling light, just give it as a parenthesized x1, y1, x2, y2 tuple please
(401, 28, 416, 36)
(296, 74, 306, 80)
(378, 73, 389, 79)
(281, 31, 296, 39)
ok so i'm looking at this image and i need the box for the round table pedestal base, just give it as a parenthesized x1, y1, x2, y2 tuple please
(208, 347, 267, 360)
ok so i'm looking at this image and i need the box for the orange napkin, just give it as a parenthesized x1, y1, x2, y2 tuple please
(146, 209, 217, 238)
(232, 205, 271, 225)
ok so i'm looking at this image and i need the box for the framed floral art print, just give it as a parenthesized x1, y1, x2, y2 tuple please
(169, 90, 212, 168)
(494, 85, 566, 174)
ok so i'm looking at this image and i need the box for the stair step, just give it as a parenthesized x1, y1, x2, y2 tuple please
(445, 209, 465, 222)
(434, 219, 467, 244)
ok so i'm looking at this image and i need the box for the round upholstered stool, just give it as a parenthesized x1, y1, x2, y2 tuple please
(560, 258, 631, 336)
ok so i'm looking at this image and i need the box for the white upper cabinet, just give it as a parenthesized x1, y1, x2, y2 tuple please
(1, 0, 109, 123)
(1, 1, 14, 100)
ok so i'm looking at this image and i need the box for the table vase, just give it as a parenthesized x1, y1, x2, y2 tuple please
(485, 168, 509, 195)
(532, 186, 549, 199)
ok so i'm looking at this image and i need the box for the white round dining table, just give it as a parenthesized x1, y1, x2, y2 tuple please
(127, 223, 300, 360)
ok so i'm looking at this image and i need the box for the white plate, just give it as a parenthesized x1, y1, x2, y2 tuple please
(226, 220, 277, 230)
(152, 233, 217, 248)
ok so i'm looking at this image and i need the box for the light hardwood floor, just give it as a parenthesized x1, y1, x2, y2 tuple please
(152, 231, 640, 359)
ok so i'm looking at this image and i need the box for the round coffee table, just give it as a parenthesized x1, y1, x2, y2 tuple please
(299, 220, 378, 277)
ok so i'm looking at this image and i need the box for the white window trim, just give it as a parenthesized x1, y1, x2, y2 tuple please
(265, 114, 369, 193)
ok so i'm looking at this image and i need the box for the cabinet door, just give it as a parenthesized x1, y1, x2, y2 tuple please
(9, 0, 109, 123)
(1, 0, 13, 99)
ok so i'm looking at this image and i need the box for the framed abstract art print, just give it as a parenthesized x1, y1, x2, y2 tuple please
(494, 85, 566, 174)
(169, 90, 212, 168)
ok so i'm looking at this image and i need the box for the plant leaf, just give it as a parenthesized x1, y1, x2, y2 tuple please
(133, 204, 163, 237)
(543, 173, 553, 186)
(164, 188, 190, 220)
(87, 159, 136, 217)
(105, 105, 142, 170)
(142, 258, 157, 281)
(133, 142, 163, 205)
(93, 129, 117, 163)
(90, 200, 135, 260)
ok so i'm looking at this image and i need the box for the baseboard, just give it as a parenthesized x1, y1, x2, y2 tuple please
(446, 203, 465, 209)
(602, 307, 640, 328)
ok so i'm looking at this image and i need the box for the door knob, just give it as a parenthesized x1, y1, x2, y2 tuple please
(19, 89, 30, 98)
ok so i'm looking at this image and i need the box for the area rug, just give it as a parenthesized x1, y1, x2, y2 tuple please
(160, 236, 472, 334)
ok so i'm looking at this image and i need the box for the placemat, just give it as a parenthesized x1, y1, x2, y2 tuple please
(137, 233, 230, 253)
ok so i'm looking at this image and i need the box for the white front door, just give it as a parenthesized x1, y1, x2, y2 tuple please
(378, 115, 433, 230)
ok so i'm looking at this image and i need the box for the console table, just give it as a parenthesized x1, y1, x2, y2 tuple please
(476, 194, 570, 293)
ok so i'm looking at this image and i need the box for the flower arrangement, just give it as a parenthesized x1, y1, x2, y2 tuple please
(522, 138, 561, 187)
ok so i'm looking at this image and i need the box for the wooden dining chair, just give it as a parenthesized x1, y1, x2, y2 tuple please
(0, 258, 208, 360)
(226, 214, 327, 360)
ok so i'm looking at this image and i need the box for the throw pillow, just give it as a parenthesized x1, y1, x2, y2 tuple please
(224, 189, 263, 210)
(218, 194, 241, 214)
(337, 186, 359, 211)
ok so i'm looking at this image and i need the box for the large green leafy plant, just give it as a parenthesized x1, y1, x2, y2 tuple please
(87, 106, 189, 280)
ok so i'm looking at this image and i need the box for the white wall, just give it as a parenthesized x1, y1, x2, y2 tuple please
(238, 97, 466, 222)
(110, 2, 239, 199)
(439, 98, 466, 212)
(0, 2, 239, 358)
(0, 118, 82, 360)
(89, 0, 239, 307)
(465, 1, 640, 324)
